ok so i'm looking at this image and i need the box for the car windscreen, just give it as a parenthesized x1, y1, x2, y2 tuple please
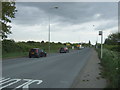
(60, 48, 64, 50)
(39, 50, 43, 52)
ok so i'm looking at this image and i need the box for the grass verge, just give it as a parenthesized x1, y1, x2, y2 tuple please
(2, 49, 60, 59)
(2, 52, 28, 59)
(96, 48, 119, 88)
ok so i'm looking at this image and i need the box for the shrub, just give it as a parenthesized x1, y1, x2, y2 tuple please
(97, 48, 119, 88)
(2, 39, 22, 53)
(2, 39, 65, 57)
(104, 44, 120, 52)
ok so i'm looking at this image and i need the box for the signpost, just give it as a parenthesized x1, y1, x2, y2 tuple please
(99, 31, 103, 59)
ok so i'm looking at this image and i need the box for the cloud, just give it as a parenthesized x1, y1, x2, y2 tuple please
(13, 2, 118, 26)
(12, 3, 49, 25)
(95, 20, 118, 30)
(9, 2, 118, 44)
(93, 13, 102, 19)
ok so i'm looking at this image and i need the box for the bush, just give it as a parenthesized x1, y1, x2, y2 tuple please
(2, 39, 65, 58)
(104, 44, 120, 52)
(97, 48, 119, 88)
(2, 39, 22, 53)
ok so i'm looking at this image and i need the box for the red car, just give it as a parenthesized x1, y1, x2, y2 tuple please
(59, 47, 69, 53)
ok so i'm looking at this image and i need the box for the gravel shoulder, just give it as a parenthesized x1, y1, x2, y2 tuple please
(71, 48, 107, 88)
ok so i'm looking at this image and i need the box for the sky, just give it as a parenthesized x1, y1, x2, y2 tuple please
(8, 1, 118, 45)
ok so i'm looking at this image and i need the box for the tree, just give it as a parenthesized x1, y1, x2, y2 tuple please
(104, 32, 120, 45)
(88, 40, 91, 47)
(58, 42, 62, 44)
(0, 1, 17, 38)
(27, 41, 35, 44)
(104, 32, 120, 52)
(41, 41, 44, 43)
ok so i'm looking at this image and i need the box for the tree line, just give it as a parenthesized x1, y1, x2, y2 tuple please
(104, 32, 120, 52)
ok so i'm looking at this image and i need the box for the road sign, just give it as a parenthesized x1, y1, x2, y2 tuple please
(99, 31, 102, 35)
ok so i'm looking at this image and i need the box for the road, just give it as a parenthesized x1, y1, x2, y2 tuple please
(2, 47, 92, 89)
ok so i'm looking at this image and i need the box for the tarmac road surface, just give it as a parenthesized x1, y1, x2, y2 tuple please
(2, 47, 92, 89)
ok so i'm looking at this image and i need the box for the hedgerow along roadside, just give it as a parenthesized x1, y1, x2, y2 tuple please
(2, 39, 65, 59)
(96, 46, 119, 88)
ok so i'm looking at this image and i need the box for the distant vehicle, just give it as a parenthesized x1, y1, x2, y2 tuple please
(29, 48, 47, 58)
(81, 46, 84, 49)
(59, 47, 69, 53)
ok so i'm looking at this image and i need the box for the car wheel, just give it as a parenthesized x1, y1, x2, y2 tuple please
(45, 54, 47, 57)
(36, 55, 40, 58)
(29, 55, 31, 58)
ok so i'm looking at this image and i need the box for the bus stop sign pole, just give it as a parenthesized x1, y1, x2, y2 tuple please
(99, 31, 103, 59)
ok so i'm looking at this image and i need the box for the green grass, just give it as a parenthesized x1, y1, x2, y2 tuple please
(103, 44, 120, 52)
(2, 39, 66, 59)
(2, 48, 61, 59)
(2, 52, 28, 59)
(45, 49, 59, 53)
(96, 48, 119, 88)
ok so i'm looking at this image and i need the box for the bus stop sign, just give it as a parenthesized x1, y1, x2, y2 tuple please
(99, 31, 102, 35)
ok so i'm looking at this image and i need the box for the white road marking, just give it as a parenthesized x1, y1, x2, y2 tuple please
(22, 79, 42, 88)
(0, 79, 21, 89)
(0, 77, 43, 89)
(15, 79, 43, 88)
(0, 78, 3, 81)
(15, 79, 33, 88)
(0, 78, 10, 83)
(0, 78, 5, 81)
(0, 78, 43, 89)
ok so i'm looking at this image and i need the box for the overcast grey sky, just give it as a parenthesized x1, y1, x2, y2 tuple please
(8, 2, 118, 44)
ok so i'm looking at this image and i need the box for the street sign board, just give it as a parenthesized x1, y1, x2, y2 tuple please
(99, 31, 102, 35)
